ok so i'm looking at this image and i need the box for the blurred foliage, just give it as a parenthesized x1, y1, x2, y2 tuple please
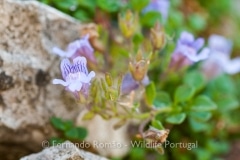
(39, 0, 240, 160)
(49, 117, 87, 145)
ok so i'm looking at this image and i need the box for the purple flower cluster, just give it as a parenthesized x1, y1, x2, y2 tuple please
(169, 31, 240, 78)
(170, 31, 210, 70)
(52, 35, 96, 63)
(52, 35, 97, 98)
(53, 57, 95, 97)
(202, 35, 240, 78)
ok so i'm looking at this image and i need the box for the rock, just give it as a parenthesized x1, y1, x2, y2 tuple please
(20, 141, 108, 160)
(0, 0, 82, 157)
(77, 110, 130, 157)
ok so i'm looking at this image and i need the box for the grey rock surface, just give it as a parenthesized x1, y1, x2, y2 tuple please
(21, 141, 108, 160)
(0, 0, 81, 155)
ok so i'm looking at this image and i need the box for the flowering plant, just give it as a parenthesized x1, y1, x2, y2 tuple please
(43, 0, 240, 159)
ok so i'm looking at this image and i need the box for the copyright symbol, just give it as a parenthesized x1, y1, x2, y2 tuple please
(42, 140, 49, 148)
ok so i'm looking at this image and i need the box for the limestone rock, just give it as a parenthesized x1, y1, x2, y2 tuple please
(0, 0, 82, 156)
(20, 141, 108, 160)
(77, 110, 130, 157)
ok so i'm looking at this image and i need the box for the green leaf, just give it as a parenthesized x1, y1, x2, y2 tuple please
(215, 95, 239, 111)
(63, 120, 74, 130)
(174, 85, 195, 103)
(166, 113, 186, 124)
(64, 127, 88, 140)
(130, 0, 150, 11)
(208, 74, 236, 96)
(207, 140, 230, 155)
(55, 0, 78, 10)
(140, 11, 162, 28)
(188, 14, 206, 31)
(97, 0, 120, 12)
(129, 147, 146, 160)
(145, 82, 156, 105)
(73, 10, 91, 22)
(154, 91, 171, 108)
(189, 117, 209, 132)
(50, 117, 73, 131)
(151, 119, 164, 130)
(82, 112, 95, 120)
(77, 0, 96, 11)
(50, 117, 65, 130)
(168, 10, 184, 28)
(194, 148, 212, 160)
(49, 137, 65, 146)
(191, 96, 217, 112)
(189, 111, 212, 122)
(133, 33, 144, 47)
(184, 71, 206, 91)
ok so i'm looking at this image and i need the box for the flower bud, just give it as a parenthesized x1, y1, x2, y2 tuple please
(80, 23, 99, 40)
(150, 22, 166, 50)
(129, 50, 150, 81)
(118, 10, 138, 38)
(105, 73, 113, 87)
(80, 23, 105, 53)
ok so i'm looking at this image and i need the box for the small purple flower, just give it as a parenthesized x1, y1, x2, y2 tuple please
(202, 35, 240, 78)
(169, 31, 210, 70)
(208, 34, 232, 54)
(52, 56, 95, 96)
(52, 35, 96, 63)
(121, 73, 149, 95)
(143, 0, 170, 22)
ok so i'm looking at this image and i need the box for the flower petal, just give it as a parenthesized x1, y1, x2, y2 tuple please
(179, 31, 194, 45)
(87, 71, 96, 81)
(68, 81, 83, 92)
(223, 57, 240, 74)
(196, 47, 210, 60)
(79, 46, 96, 63)
(67, 36, 95, 62)
(52, 79, 70, 86)
(141, 75, 150, 86)
(67, 41, 81, 57)
(52, 47, 68, 57)
(209, 34, 232, 55)
(121, 73, 139, 95)
(60, 58, 72, 80)
(78, 72, 90, 83)
(192, 38, 204, 51)
(187, 47, 210, 62)
(177, 45, 197, 60)
(77, 71, 95, 83)
(53, 47, 74, 58)
(73, 56, 88, 74)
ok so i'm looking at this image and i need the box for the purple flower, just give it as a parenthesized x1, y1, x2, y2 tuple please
(169, 31, 210, 70)
(202, 35, 240, 78)
(121, 73, 149, 95)
(52, 56, 95, 96)
(143, 0, 170, 22)
(208, 34, 232, 54)
(52, 35, 96, 63)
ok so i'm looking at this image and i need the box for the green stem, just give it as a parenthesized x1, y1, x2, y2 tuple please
(116, 107, 172, 120)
